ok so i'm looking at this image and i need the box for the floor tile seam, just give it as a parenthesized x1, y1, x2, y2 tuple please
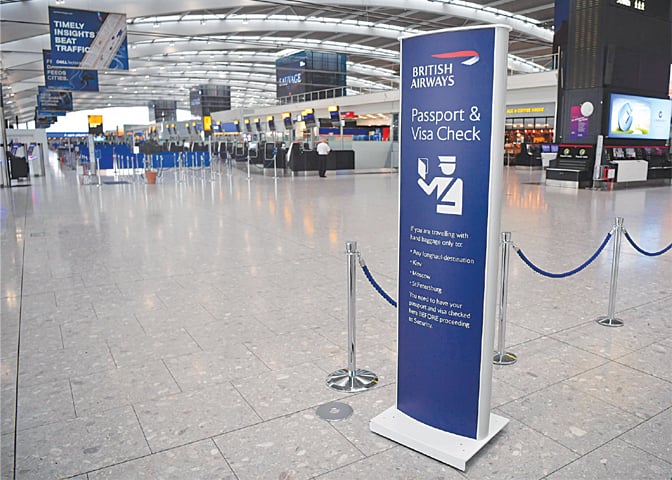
(496, 376, 652, 436)
(130, 404, 153, 455)
(160, 358, 184, 394)
(493, 359, 615, 411)
(615, 293, 672, 314)
(228, 380, 266, 423)
(11, 200, 30, 480)
(505, 314, 598, 338)
(615, 408, 672, 467)
(540, 434, 666, 480)
(181, 327, 205, 352)
(104, 339, 119, 369)
(536, 361, 669, 420)
(240, 341, 273, 372)
(493, 406, 590, 460)
(70, 438, 211, 478)
(211, 437, 241, 480)
(67, 377, 78, 418)
(609, 357, 672, 386)
(543, 328, 639, 361)
(324, 412, 369, 459)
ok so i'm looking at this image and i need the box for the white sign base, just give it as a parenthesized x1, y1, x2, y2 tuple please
(370, 407, 509, 471)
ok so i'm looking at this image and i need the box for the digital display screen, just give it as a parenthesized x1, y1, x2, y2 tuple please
(283, 116, 293, 128)
(303, 112, 316, 126)
(88, 115, 103, 135)
(609, 93, 671, 140)
(276, 52, 306, 98)
(268, 119, 276, 131)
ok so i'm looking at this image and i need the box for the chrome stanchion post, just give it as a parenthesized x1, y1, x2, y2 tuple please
(326, 241, 379, 392)
(597, 217, 624, 327)
(246, 149, 251, 180)
(493, 231, 517, 365)
(272, 145, 278, 179)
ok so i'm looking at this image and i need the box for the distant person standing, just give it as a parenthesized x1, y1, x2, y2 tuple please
(316, 138, 331, 177)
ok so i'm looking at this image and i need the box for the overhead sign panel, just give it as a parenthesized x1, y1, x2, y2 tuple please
(43, 50, 99, 92)
(37, 86, 73, 113)
(48, 7, 129, 70)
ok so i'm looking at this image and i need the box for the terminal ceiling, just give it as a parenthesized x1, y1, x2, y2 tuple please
(1, 0, 556, 123)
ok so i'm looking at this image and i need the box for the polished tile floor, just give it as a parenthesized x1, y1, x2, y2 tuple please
(1, 156, 670, 479)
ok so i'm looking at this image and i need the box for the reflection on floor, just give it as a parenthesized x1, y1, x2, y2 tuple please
(1, 159, 670, 479)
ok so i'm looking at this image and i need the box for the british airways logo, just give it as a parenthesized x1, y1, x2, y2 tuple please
(410, 50, 480, 89)
(431, 50, 480, 66)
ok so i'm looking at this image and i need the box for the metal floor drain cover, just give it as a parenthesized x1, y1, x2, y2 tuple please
(316, 402, 353, 421)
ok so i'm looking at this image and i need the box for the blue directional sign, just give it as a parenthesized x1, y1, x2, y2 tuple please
(43, 50, 99, 92)
(371, 26, 510, 465)
(48, 7, 129, 70)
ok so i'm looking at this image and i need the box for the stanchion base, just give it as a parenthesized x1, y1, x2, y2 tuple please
(493, 351, 517, 365)
(596, 316, 624, 327)
(326, 369, 378, 392)
(316, 401, 353, 421)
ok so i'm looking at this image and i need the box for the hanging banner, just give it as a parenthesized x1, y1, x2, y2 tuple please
(48, 7, 129, 70)
(370, 25, 510, 470)
(37, 86, 73, 113)
(43, 50, 99, 92)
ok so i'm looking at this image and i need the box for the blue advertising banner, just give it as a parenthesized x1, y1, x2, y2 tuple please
(43, 50, 99, 92)
(370, 25, 510, 470)
(37, 86, 73, 113)
(48, 7, 129, 70)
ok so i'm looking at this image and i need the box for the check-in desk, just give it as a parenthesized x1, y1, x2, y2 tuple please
(290, 149, 355, 174)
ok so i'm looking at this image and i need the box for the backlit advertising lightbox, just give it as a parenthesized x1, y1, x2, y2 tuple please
(609, 93, 671, 140)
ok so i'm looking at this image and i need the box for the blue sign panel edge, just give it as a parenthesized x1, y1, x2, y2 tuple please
(394, 25, 510, 441)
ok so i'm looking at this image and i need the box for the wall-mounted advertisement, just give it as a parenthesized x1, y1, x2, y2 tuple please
(43, 50, 99, 92)
(609, 93, 671, 140)
(276, 51, 307, 98)
(37, 86, 73, 113)
(48, 7, 129, 70)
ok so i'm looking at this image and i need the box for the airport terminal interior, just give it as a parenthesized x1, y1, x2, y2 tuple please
(1, 0, 671, 479)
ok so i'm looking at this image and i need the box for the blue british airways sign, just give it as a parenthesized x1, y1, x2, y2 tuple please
(371, 26, 510, 470)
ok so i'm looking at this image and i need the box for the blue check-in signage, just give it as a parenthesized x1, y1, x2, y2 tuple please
(373, 26, 509, 449)
(48, 7, 129, 70)
(37, 86, 73, 113)
(43, 50, 99, 92)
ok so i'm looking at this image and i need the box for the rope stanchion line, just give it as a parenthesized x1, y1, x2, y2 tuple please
(512, 230, 613, 279)
(358, 255, 397, 308)
(623, 230, 672, 257)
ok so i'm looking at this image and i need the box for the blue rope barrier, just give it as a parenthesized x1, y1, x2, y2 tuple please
(624, 230, 672, 257)
(514, 231, 613, 279)
(360, 263, 397, 308)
